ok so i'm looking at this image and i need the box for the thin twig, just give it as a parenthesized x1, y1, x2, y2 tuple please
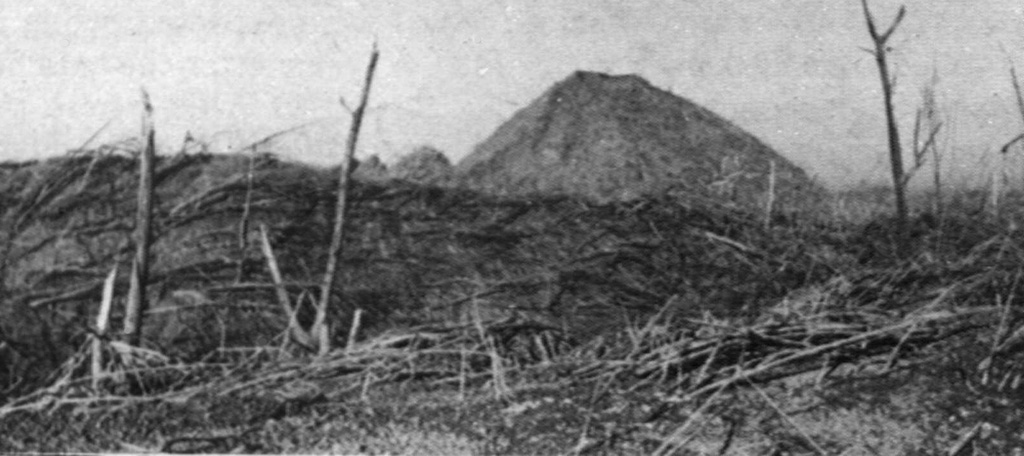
(652, 379, 730, 456)
(947, 423, 983, 456)
(747, 379, 827, 455)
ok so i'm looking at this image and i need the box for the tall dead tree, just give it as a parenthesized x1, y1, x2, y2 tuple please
(861, 0, 908, 246)
(122, 89, 156, 346)
(913, 71, 943, 219)
(315, 44, 380, 356)
(1011, 65, 1024, 136)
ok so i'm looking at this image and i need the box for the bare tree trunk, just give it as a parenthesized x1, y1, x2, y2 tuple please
(931, 139, 942, 219)
(917, 70, 944, 222)
(861, 0, 908, 251)
(763, 160, 776, 229)
(235, 146, 257, 283)
(1009, 65, 1024, 193)
(315, 44, 380, 356)
(990, 159, 1005, 219)
(91, 264, 119, 391)
(123, 89, 156, 346)
(1011, 65, 1024, 132)
(258, 223, 312, 351)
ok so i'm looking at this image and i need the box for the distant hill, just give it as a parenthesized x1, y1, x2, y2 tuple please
(391, 145, 453, 185)
(456, 71, 822, 208)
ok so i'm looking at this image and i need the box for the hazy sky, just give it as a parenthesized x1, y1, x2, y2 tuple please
(1, 0, 1022, 188)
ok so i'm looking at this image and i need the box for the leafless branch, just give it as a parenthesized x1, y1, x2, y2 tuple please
(316, 43, 381, 356)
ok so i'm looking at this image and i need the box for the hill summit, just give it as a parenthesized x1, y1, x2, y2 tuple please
(456, 71, 820, 207)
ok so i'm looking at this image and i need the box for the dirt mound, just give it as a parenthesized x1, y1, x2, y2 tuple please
(457, 71, 822, 208)
(391, 145, 453, 185)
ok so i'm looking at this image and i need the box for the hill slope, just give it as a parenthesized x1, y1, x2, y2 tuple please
(457, 71, 821, 207)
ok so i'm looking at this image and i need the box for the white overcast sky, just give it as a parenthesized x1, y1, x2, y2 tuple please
(0, 0, 1022, 188)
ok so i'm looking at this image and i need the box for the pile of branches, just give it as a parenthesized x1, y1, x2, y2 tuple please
(0, 292, 1005, 423)
(0, 151, 329, 391)
(0, 148, 845, 399)
(12, 146, 1023, 415)
(0, 314, 565, 418)
(574, 303, 994, 402)
(5, 229, 1023, 442)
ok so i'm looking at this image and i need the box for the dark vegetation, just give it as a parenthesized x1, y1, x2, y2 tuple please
(2, 149, 1024, 453)
(0, 150, 828, 390)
